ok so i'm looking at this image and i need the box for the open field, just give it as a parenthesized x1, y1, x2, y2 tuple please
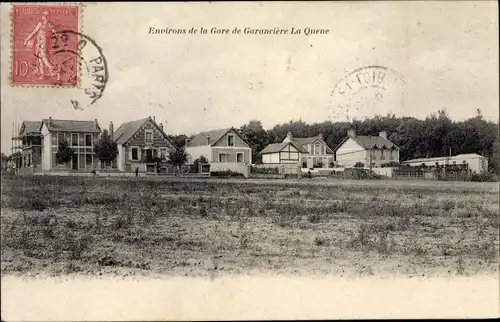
(1, 175, 498, 278)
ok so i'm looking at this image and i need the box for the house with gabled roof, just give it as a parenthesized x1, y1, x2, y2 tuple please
(334, 129, 400, 168)
(259, 132, 335, 168)
(12, 121, 43, 170)
(112, 116, 174, 173)
(40, 117, 102, 171)
(185, 128, 252, 175)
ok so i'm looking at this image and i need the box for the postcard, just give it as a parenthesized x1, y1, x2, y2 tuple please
(1, 1, 499, 320)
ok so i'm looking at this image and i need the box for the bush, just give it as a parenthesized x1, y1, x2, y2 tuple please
(250, 166, 280, 174)
(470, 172, 498, 182)
(354, 162, 364, 168)
(210, 170, 244, 178)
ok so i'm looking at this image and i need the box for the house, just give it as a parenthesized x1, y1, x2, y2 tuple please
(334, 129, 400, 168)
(40, 117, 102, 171)
(185, 128, 252, 175)
(112, 116, 174, 173)
(401, 153, 488, 174)
(12, 121, 43, 170)
(259, 132, 335, 169)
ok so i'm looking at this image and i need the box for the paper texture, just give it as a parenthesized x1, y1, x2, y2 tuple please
(1, 1, 499, 320)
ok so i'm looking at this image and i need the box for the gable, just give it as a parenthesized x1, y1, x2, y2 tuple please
(335, 137, 365, 151)
(114, 117, 173, 147)
(212, 130, 250, 148)
(124, 118, 173, 147)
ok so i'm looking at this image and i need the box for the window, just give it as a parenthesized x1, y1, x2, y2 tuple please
(453, 161, 456, 165)
(380, 150, 385, 160)
(57, 133, 65, 144)
(236, 153, 244, 163)
(219, 153, 228, 162)
(145, 130, 153, 144)
(160, 148, 167, 159)
(86, 154, 92, 167)
(85, 134, 92, 146)
(315, 144, 319, 155)
(131, 147, 139, 161)
(389, 150, 394, 160)
(370, 150, 376, 160)
(72, 133, 78, 146)
(228, 135, 234, 147)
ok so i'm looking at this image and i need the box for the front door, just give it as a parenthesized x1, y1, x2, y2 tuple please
(72, 155, 78, 170)
(145, 149, 153, 162)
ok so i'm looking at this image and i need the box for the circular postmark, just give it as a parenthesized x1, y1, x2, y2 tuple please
(52, 29, 109, 110)
(330, 66, 405, 121)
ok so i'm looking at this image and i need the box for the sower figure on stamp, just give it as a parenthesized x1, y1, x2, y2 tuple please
(23, 11, 61, 81)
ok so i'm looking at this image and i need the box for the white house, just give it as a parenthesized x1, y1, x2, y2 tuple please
(40, 118, 102, 171)
(334, 129, 400, 168)
(185, 128, 252, 176)
(259, 132, 335, 168)
(401, 153, 488, 174)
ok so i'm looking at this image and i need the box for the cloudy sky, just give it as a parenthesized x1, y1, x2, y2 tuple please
(1, 1, 498, 154)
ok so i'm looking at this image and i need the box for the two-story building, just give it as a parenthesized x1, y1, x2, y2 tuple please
(112, 116, 175, 173)
(40, 118, 102, 171)
(259, 132, 335, 169)
(185, 128, 252, 175)
(12, 121, 43, 170)
(334, 129, 400, 168)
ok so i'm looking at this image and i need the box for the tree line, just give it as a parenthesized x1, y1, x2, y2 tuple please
(3, 109, 498, 174)
(223, 109, 498, 173)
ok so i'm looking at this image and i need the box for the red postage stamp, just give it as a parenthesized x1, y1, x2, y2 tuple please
(11, 4, 80, 87)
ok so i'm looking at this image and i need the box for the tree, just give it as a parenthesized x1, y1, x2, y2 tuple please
(56, 139, 75, 165)
(94, 130, 118, 165)
(239, 120, 270, 163)
(167, 145, 188, 170)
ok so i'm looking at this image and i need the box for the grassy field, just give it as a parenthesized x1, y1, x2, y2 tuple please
(1, 175, 498, 278)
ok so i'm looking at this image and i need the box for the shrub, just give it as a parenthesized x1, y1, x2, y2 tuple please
(210, 170, 244, 177)
(314, 236, 328, 246)
(250, 166, 280, 174)
(470, 172, 498, 182)
(354, 162, 364, 168)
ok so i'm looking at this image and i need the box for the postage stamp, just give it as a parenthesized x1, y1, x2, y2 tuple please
(11, 4, 80, 87)
(330, 65, 406, 120)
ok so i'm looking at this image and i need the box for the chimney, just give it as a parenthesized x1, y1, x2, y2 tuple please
(379, 131, 387, 139)
(94, 118, 99, 129)
(283, 131, 293, 143)
(206, 135, 211, 145)
(318, 133, 324, 141)
(109, 121, 114, 140)
(159, 123, 164, 131)
(347, 129, 356, 138)
(48, 117, 53, 127)
(152, 116, 155, 122)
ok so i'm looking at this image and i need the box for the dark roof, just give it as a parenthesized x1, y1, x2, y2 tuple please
(20, 121, 42, 134)
(42, 119, 101, 133)
(187, 128, 249, 147)
(113, 117, 149, 145)
(334, 135, 399, 151)
(113, 117, 173, 146)
(259, 141, 309, 154)
(291, 135, 334, 154)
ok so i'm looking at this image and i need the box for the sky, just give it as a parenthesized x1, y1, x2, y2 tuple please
(1, 1, 499, 154)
